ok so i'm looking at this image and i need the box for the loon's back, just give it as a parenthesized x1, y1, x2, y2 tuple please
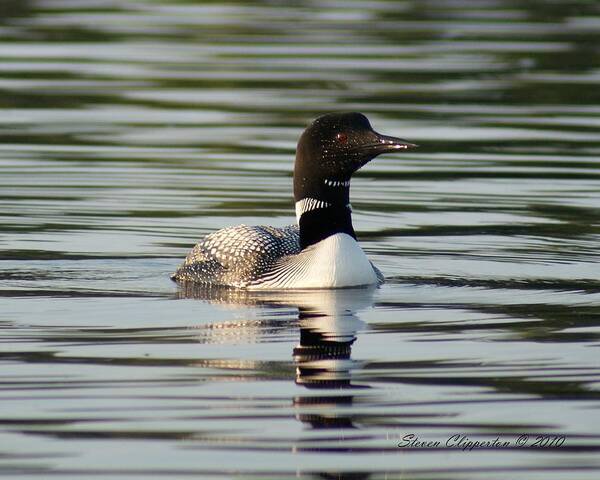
(172, 225, 300, 288)
(171, 224, 383, 289)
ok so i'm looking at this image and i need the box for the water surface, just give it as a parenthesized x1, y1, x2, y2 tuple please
(1, 0, 600, 478)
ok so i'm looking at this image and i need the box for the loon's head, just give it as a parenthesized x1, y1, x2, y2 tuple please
(293, 112, 415, 202)
(293, 112, 416, 249)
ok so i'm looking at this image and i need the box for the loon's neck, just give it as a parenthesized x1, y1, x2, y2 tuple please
(297, 202, 355, 249)
(295, 180, 354, 249)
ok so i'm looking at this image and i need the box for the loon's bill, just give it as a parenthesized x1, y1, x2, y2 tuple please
(172, 112, 416, 289)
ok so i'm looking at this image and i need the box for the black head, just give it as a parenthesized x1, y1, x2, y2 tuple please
(293, 112, 416, 249)
(293, 112, 415, 201)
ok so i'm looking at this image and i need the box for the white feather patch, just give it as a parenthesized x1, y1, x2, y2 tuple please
(324, 179, 351, 187)
(249, 233, 379, 289)
(295, 197, 331, 223)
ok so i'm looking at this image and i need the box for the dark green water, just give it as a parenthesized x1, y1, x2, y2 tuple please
(1, 0, 600, 478)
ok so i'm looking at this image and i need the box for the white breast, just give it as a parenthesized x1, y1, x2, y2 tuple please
(249, 233, 379, 290)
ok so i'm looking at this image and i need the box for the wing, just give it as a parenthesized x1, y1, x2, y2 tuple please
(171, 224, 301, 287)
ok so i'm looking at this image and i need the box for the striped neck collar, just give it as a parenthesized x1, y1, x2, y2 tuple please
(295, 197, 355, 249)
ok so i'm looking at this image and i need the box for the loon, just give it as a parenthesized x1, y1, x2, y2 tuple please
(172, 112, 416, 289)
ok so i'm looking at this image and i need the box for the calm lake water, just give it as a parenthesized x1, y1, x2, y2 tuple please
(1, 0, 600, 478)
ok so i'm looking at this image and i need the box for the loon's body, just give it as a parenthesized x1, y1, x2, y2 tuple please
(172, 113, 415, 289)
(173, 226, 381, 289)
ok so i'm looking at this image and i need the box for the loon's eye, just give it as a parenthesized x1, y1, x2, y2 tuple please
(336, 132, 348, 144)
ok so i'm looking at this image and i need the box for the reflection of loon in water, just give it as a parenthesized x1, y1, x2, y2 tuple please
(178, 285, 374, 432)
(172, 112, 415, 289)
(293, 293, 367, 388)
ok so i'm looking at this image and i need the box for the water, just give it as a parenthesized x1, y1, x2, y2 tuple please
(1, 0, 600, 478)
